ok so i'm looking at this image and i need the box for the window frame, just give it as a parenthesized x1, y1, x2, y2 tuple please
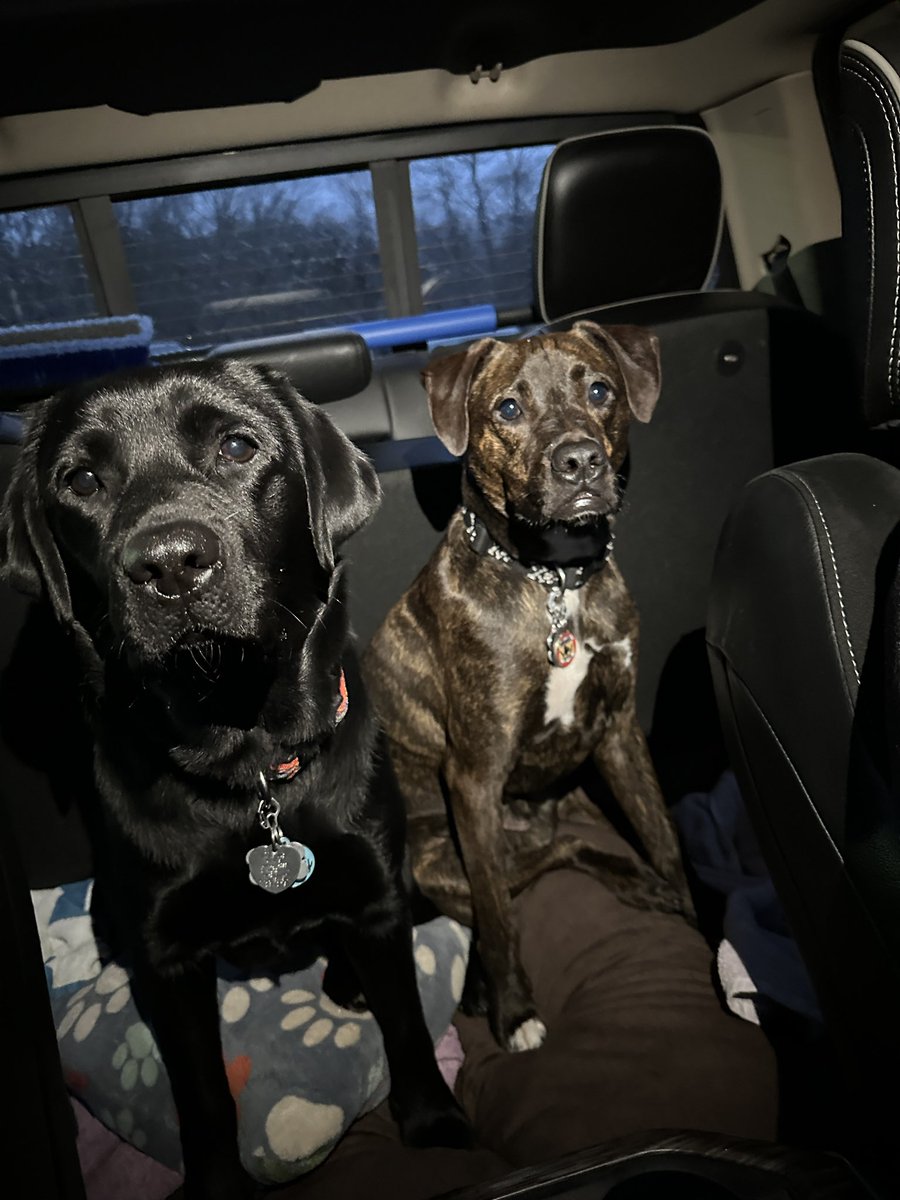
(0, 113, 679, 334)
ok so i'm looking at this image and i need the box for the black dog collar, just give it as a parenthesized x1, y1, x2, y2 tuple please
(266, 669, 349, 783)
(461, 508, 614, 591)
(461, 508, 615, 669)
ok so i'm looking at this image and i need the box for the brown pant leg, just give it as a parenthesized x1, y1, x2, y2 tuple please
(455, 866, 778, 1166)
(276, 1102, 511, 1200)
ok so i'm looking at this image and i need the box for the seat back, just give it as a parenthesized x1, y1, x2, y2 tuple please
(836, 9, 900, 430)
(535, 125, 724, 323)
(706, 9, 900, 1173)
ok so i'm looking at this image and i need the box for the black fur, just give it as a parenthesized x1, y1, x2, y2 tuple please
(0, 361, 469, 1199)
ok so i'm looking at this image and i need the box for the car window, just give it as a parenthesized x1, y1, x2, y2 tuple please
(115, 171, 387, 348)
(0, 204, 98, 326)
(0, 137, 568, 350)
(410, 145, 552, 315)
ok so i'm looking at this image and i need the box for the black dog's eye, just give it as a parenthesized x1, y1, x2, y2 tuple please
(589, 381, 612, 405)
(219, 435, 257, 464)
(66, 468, 101, 497)
(496, 398, 522, 421)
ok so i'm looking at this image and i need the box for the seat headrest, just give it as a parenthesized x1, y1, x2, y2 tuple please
(837, 9, 900, 427)
(535, 126, 723, 324)
(206, 329, 371, 404)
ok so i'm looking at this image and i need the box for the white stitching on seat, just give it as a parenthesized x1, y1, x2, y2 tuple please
(843, 59, 898, 399)
(791, 474, 860, 686)
(739, 689, 844, 863)
(842, 55, 900, 403)
(851, 121, 876, 395)
(723, 666, 900, 958)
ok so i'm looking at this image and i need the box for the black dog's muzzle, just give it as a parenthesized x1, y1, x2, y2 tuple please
(122, 520, 222, 600)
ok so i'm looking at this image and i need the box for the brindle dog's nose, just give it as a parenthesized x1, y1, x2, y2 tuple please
(550, 438, 605, 485)
(123, 522, 221, 598)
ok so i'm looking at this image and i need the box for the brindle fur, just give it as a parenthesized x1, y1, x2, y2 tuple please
(363, 322, 694, 1051)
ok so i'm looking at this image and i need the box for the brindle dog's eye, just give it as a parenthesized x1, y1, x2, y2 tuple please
(219, 435, 257, 464)
(67, 468, 101, 497)
(589, 381, 611, 405)
(497, 398, 522, 421)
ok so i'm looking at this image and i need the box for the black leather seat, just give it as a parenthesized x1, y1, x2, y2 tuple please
(835, 10, 900, 432)
(708, 454, 900, 1166)
(535, 126, 725, 320)
(535, 124, 856, 463)
(707, 10, 900, 1182)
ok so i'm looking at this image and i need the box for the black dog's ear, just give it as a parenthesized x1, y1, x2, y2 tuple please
(302, 404, 381, 570)
(0, 401, 75, 623)
(421, 338, 500, 457)
(571, 321, 662, 423)
(254, 366, 381, 571)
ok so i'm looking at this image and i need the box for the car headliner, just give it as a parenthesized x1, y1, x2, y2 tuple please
(0, 0, 876, 180)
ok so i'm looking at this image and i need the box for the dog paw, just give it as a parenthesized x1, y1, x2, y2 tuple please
(488, 977, 545, 1051)
(506, 1016, 547, 1053)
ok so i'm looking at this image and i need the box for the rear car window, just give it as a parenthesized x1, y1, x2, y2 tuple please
(0, 137, 563, 349)
(0, 204, 98, 326)
(116, 170, 387, 347)
(410, 145, 552, 314)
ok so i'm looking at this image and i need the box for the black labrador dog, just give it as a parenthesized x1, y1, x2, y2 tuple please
(0, 361, 469, 1198)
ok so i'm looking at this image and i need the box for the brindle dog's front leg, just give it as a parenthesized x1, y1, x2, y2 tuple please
(444, 755, 546, 1052)
(593, 705, 695, 921)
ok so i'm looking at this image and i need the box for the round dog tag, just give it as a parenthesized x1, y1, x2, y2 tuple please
(548, 628, 577, 668)
(246, 840, 315, 893)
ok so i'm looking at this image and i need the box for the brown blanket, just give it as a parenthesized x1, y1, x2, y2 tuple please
(293, 812, 777, 1200)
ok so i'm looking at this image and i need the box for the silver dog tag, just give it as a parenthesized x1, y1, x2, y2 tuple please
(246, 840, 315, 893)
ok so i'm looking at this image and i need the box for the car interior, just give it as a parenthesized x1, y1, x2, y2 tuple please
(2, 0, 900, 1197)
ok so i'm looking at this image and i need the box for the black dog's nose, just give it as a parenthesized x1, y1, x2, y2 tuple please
(550, 439, 605, 484)
(123, 522, 221, 598)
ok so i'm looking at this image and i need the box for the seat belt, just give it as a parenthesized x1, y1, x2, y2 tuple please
(761, 234, 806, 308)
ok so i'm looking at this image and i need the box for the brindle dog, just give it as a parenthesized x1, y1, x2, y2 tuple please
(363, 321, 694, 1053)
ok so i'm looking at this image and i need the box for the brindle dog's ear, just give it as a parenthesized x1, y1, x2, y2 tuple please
(255, 366, 381, 571)
(571, 321, 662, 423)
(0, 400, 75, 623)
(421, 338, 500, 456)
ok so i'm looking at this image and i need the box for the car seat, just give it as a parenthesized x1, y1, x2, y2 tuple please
(707, 6, 900, 1186)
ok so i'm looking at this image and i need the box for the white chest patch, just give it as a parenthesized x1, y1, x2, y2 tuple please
(606, 636, 634, 672)
(542, 597, 633, 731)
(543, 591, 593, 730)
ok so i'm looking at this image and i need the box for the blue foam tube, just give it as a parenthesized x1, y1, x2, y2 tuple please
(348, 305, 498, 348)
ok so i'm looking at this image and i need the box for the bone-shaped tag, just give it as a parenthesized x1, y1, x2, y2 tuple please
(246, 841, 314, 893)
